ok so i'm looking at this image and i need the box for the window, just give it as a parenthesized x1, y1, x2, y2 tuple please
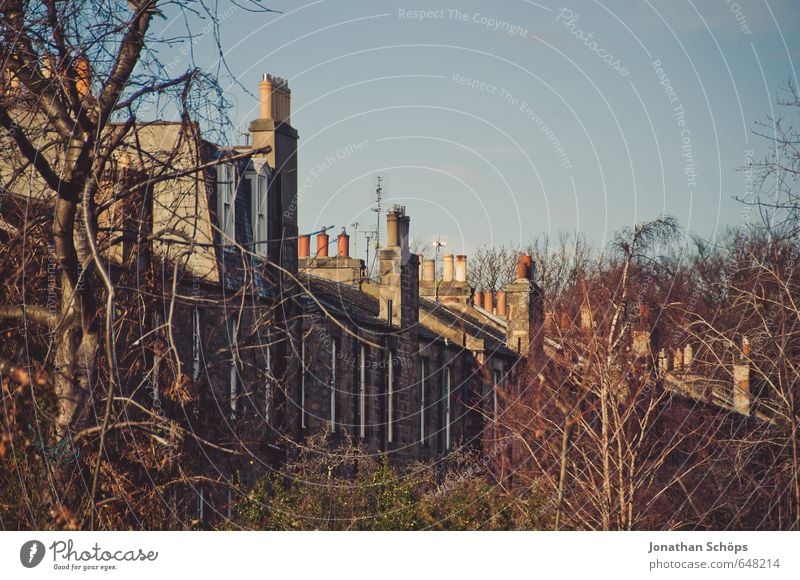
(387, 350, 394, 444)
(359, 345, 366, 439)
(196, 487, 205, 526)
(420, 359, 426, 445)
(192, 308, 201, 382)
(152, 350, 161, 407)
(227, 316, 238, 419)
(263, 326, 272, 424)
(330, 338, 337, 433)
(492, 368, 501, 420)
(249, 172, 268, 257)
(300, 332, 306, 429)
(445, 367, 451, 450)
(217, 163, 235, 243)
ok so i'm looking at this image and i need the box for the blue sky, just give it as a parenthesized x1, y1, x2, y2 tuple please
(161, 0, 800, 259)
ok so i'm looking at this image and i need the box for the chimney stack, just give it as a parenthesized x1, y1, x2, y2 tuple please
(379, 206, 417, 327)
(316, 232, 329, 257)
(337, 229, 350, 257)
(503, 254, 543, 356)
(249, 72, 298, 275)
(455, 255, 467, 282)
(298, 234, 310, 258)
(442, 254, 454, 282)
(417, 254, 424, 281)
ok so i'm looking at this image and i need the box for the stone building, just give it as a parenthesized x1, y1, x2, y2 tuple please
(99, 72, 545, 518)
(294, 206, 543, 461)
(1, 68, 544, 524)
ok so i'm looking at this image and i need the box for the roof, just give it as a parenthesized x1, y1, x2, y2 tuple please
(419, 297, 516, 357)
(297, 273, 516, 358)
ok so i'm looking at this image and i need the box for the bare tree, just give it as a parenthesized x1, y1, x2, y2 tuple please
(0, 0, 279, 529)
(467, 245, 516, 291)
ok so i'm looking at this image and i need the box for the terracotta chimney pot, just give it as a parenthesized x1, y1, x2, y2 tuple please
(298, 234, 310, 258)
(337, 230, 350, 257)
(496, 291, 507, 317)
(483, 291, 494, 312)
(316, 232, 329, 257)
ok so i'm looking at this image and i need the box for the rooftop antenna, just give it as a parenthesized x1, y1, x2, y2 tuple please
(350, 220, 360, 258)
(366, 176, 384, 279)
(432, 235, 447, 301)
(372, 175, 383, 249)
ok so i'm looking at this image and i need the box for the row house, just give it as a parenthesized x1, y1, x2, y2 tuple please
(295, 206, 544, 461)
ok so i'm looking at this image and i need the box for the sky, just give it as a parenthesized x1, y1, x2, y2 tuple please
(156, 0, 800, 260)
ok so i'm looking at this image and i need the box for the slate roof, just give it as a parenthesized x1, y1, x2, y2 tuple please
(419, 297, 516, 357)
(298, 273, 516, 357)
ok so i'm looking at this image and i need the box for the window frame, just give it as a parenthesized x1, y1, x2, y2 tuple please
(330, 338, 337, 433)
(387, 349, 394, 444)
(420, 358, 427, 446)
(445, 366, 451, 451)
(227, 316, 238, 420)
(359, 345, 366, 439)
(249, 168, 269, 257)
(217, 163, 236, 244)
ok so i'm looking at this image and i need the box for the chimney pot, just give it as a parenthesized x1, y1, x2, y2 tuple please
(639, 303, 651, 326)
(316, 232, 329, 257)
(423, 259, 435, 282)
(483, 291, 494, 312)
(683, 344, 694, 367)
(474, 291, 483, 308)
(259, 75, 273, 120)
(673, 348, 684, 371)
(442, 254, 454, 282)
(496, 291, 507, 317)
(386, 211, 399, 247)
(298, 234, 310, 258)
(521, 254, 533, 280)
(455, 255, 467, 282)
(580, 304, 593, 331)
(337, 229, 350, 257)
(733, 362, 750, 415)
(516, 255, 531, 280)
